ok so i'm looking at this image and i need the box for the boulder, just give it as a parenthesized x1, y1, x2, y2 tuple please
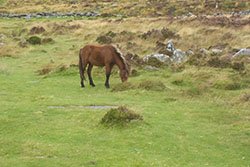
(232, 49, 250, 58)
(172, 49, 188, 63)
(166, 40, 175, 53)
(210, 48, 223, 55)
(144, 65, 159, 71)
(143, 53, 171, 67)
(200, 48, 210, 56)
(166, 40, 189, 63)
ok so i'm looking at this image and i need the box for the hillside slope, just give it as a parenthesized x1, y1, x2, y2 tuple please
(0, 0, 250, 16)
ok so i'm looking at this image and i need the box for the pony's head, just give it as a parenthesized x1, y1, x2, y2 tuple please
(113, 45, 130, 82)
(120, 68, 129, 82)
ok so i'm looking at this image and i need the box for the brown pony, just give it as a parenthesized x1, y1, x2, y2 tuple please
(79, 44, 129, 88)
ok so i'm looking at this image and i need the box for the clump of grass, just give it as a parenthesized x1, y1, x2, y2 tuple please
(101, 106, 143, 126)
(170, 63, 185, 72)
(112, 80, 166, 92)
(0, 63, 9, 75)
(213, 80, 242, 90)
(41, 38, 55, 44)
(111, 82, 136, 92)
(130, 69, 140, 77)
(231, 61, 245, 72)
(171, 78, 184, 86)
(183, 85, 209, 97)
(206, 56, 231, 68)
(239, 93, 250, 103)
(37, 64, 53, 75)
(138, 80, 166, 91)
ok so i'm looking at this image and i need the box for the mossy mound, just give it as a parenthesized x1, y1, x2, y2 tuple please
(101, 106, 143, 126)
(27, 36, 41, 45)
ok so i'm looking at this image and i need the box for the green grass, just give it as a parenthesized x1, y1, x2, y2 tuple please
(0, 17, 250, 167)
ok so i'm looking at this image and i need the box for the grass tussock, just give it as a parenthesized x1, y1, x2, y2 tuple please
(37, 64, 77, 76)
(101, 106, 143, 126)
(0, 63, 9, 75)
(187, 54, 246, 72)
(138, 80, 166, 91)
(112, 80, 166, 92)
(27, 36, 41, 45)
(111, 82, 136, 92)
(238, 93, 250, 103)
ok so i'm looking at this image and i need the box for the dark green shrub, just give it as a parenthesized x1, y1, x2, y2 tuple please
(27, 36, 41, 45)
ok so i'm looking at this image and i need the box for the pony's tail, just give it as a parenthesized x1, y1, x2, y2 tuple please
(79, 48, 85, 81)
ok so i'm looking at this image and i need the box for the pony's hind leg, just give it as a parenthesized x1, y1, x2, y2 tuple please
(87, 64, 95, 87)
(80, 64, 86, 88)
(79, 55, 86, 88)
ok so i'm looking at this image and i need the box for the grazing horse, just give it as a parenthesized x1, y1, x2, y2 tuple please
(79, 44, 129, 88)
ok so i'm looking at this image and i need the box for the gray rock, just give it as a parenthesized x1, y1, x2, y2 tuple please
(185, 49, 194, 56)
(144, 65, 159, 71)
(232, 48, 250, 58)
(143, 53, 171, 65)
(200, 48, 210, 56)
(166, 40, 175, 53)
(172, 49, 188, 63)
(0, 42, 4, 47)
(210, 48, 223, 55)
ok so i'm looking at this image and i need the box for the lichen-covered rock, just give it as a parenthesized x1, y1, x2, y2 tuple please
(143, 53, 171, 67)
(172, 49, 188, 63)
(232, 48, 250, 58)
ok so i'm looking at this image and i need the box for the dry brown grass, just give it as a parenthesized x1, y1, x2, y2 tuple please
(1, 0, 249, 17)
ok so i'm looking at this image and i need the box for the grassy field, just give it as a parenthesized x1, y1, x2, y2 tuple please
(0, 16, 250, 167)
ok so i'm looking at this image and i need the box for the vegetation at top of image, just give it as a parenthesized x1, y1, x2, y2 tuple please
(0, 0, 249, 16)
(0, 0, 250, 166)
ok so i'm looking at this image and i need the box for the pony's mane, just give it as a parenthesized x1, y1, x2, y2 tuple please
(113, 45, 129, 73)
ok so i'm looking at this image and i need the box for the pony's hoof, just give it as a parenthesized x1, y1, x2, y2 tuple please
(105, 85, 110, 89)
(90, 84, 96, 87)
(81, 85, 85, 88)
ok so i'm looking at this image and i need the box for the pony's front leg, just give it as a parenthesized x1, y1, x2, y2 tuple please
(87, 64, 95, 87)
(105, 64, 112, 88)
(79, 59, 86, 88)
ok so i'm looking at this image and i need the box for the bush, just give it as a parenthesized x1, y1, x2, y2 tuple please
(101, 106, 143, 126)
(27, 36, 41, 45)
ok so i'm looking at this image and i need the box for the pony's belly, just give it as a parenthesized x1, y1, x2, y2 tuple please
(89, 56, 105, 66)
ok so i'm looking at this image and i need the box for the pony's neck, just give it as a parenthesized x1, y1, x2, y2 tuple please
(116, 58, 126, 71)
